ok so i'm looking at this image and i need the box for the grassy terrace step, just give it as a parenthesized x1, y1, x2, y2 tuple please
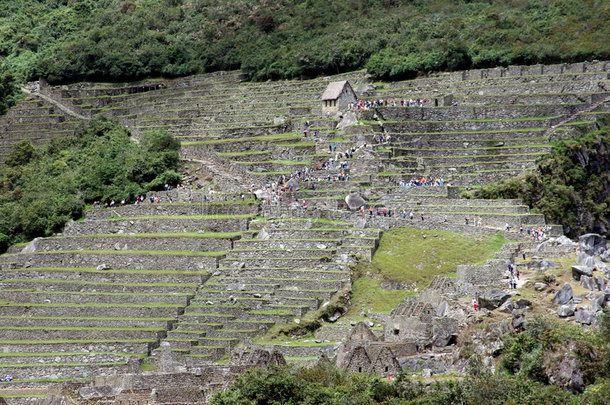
(0, 315, 174, 329)
(0, 302, 183, 319)
(209, 276, 345, 290)
(197, 337, 240, 350)
(29, 235, 233, 255)
(220, 257, 336, 269)
(380, 204, 530, 214)
(0, 267, 209, 284)
(233, 239, 341, 249)
(0, 363, 130, 380)
(227, 248, 336, 258)
(0, 340, 154, 355)
(0, 290, 194, 305)
(0, 326, 164, 340)
(0, 278, 199, 293)
(84, 202, 259, 219)
(377, 71, 608, 90)
(0, 352, 143, 365)
(180, 132, 302, 146)
(65, 215, 251, 235)
(10, 250, 224, 271)
(365, 127, 547, 139)
(216, 267, 350, 280)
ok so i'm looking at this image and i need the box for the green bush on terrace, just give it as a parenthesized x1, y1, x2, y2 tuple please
(0, 116, 181, 250)
(470, 122, 610, 238)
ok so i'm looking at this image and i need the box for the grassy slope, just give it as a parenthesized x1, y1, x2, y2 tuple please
(349, 228, 508, 315)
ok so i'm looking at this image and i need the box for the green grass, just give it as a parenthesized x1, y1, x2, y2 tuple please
(348, 228, 509, 315)
(33, 249, 225, 256)
(108, 213, 254, 220)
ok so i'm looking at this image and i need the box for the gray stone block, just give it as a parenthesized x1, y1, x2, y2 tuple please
(553, 283, 573, 305)
(557, 305, 575, 317)
(572, 265, 593, 281)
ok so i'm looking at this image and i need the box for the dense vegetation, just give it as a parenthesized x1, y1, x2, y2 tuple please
(212, 313, 610, 404)
(0, 116, 180, 250)
(470, 123, 610, 237)
(0, 0, 607, 87)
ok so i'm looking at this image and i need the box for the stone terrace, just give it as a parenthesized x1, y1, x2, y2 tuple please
(349, 61, 610, 186)
(0, 97, 82, 163)
(1, 62, 607, 402)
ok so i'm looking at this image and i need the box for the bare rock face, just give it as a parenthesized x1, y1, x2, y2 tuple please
(580, 275, 599, 291)
(557, 305, 575, 317)
(345, 193, 365, 211)
(575, 308, 596, 325)
(579, 233, 607, 256)
(478, 289, 511, 310)
(553, 283, 573, 305)
(571, 265, 592, 281)
(336, 111, 358, 131)
(550, 355, 584, 393)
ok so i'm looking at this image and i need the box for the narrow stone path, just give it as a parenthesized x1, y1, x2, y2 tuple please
(544, 93, 610, 138)
(21, 87, 89, 121)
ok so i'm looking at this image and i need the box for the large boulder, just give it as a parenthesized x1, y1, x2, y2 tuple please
(526, 259, 558, 271)
(580, 275, 599, 291)
(557, 305, 575, 317)
(478, 289, 511, 310)
(336, 111, 358, 131)
(575, 308, 596, 325)
(553, 283, 573, 305)
(572, 265, 593, 281)
(579, 233, 607, 256)
(345, 193, 366, 211)
(591, 294, 607, 312)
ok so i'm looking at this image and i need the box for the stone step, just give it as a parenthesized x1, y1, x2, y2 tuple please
(227, 248, 336, 259)
(363, 103, 584, 122)
(10, 251, 222, 271)
(27, 235, 234, 253)
(187, 345, 226, 361)
(64, 216, 249, 235)
(205, 329, 261, 340)
(0, 352, 135, 365)
(0, 279, 198, 294)
(83, 203, 258, 221)
(210, 276, 345, 290)
(0, 268, 208, 285)
(220, 257, 334, 269)
(0, 327, 164, 341)
(381, 204, 530, 214)
(0, 340, 153, 355)
(275, 289, 333, 300)
(184, 304, 249, 317)
(383, 116, 558, 133)
(174, 322, 225, 332)
(216, 267, 350, 280)
(233, 239, 340, 250)
(0, 304, 182, 319)
(0, 290, 193, 306)
(178, 313, 236, 323)
(166, 330, 207, 340)
(0, 363, 131, 380)
(196, 337, 240, 351)
(0, 316, 174, 330)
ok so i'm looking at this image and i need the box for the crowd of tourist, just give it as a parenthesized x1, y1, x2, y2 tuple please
(349, 98, 430, 111)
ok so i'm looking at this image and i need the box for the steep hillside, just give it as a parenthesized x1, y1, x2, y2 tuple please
(0, 0, 608, 86)
(0, 61, 609, 403)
